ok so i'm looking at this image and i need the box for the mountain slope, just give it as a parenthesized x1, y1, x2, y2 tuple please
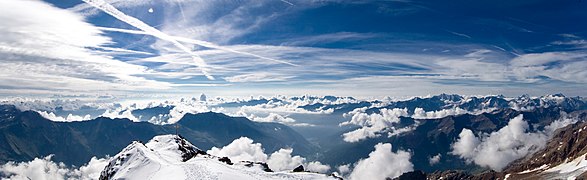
(320, 107, 586, 172)
(0, 105, 315, 166)
(394, 112, 587, 180)
(100, 135, 336, 180)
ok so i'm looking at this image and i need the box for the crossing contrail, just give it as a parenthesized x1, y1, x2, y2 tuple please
(280, 0, 294, 6)
(82, 0, 215, 80)
(97, 26, 298, 66)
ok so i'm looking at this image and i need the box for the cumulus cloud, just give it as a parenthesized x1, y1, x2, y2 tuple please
(451, 129, 480, 160)
(305, 161, 331, 173)
(100, 108, 139, 122)
(336, 164, 351, 177)
(207, 137, 268, 162)
(207, 137, 330, 172)
(450, 114, 578, 171)
(242, 113, 296, 124)
(266, 148, 306, 172)
(232, 111, 316, 126)
(0, 155, 109, 180)
(77, 157, 110, 179)
(412, 107, 468, 119)
(339, 108, 412, 142)
(349, 143, 413, 180)
(429, 154, 441, 166)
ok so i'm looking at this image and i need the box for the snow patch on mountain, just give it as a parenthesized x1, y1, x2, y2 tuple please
(543, 154, 587, 178)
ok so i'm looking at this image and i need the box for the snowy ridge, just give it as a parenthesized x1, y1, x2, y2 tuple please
(100, 135, 338, 180)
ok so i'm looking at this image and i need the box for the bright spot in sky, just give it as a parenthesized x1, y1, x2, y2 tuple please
(148, 8, 154, 13)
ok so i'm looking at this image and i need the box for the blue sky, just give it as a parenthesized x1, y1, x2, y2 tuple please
(0, 0, 586, 99)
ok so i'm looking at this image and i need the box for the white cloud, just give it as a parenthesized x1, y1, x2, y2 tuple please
(336, 164, 351, 177)
(207, 137, 268, 162)
(267, 148, 306, 172)
(349, 143, 413, 180)
(305, 161, 331, 173)
(340, 108, 410, 142)
(411, 107, 494, 119)
(37, 111, 91, 122)
(100, 108, 140, 122)
(451, 129, 479, 160)
(0, 155, 109, 180)
(510, 52, 587, 83)
(246, 113, 296, 124)
(450, 114, 579, 171)
(224, 73, 294, 83)
(207, 137, 330, 173)
(75, 157, 111, 180)
(81, 0, 215, 80)
(429, 154, 441, 166)
(436, 58, 509, 82)
(0, 0, 172, 96)
(238, 99, 334, 115)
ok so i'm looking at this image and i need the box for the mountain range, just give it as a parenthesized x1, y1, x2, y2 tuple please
(0, 105, 313, 166)
(1, 94, 587, 179)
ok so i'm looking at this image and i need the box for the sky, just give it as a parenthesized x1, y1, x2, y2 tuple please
(1, 0, 586, 99)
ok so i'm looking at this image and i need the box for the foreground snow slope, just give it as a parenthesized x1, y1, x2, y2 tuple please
(99, 135, 336, 180)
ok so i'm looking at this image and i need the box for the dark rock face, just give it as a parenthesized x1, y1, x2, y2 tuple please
(243, 161, 273, 172)
(396, 170, 505, 180)
(218, 157, 233, 165)
(258, 162, 273, 172)
(173, 135, 206, 162)
(392, 170, 427, 180)
(427, 170, 474, 180)
(293, 165, 305, 172)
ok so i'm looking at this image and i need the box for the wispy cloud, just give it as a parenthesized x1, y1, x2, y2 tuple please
(224, 73, 295, 83)
(446, 30, 472, 39)
(0, 0, 173, 96)
(81, 0, 215, 80)
(97, 26, 297, 66)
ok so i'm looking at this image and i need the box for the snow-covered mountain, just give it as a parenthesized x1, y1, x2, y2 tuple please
(300, 93, 587, 115)
(100, 135, 337, 180)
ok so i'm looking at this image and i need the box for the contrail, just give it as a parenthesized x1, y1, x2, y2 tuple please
(82, 0, 215, 80)
(280, 0, 294, 6)
(175, 0, 188, 23)
(97, 26, 298, 66)
(446, 30, 471, 39)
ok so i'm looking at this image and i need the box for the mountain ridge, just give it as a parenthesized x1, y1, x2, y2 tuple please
(0, 105, 315, 166)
